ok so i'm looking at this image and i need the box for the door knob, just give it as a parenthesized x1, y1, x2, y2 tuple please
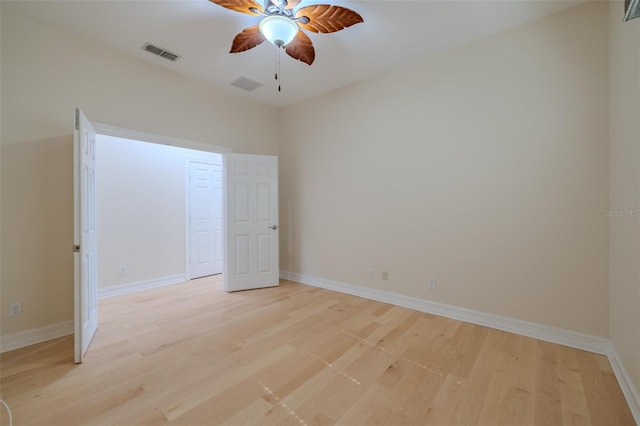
(268, 225, 277, 230)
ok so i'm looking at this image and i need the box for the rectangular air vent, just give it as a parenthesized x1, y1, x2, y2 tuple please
(231, 77, 263, 92)
(160, 51, 179, 61)
(141, 43, 180, 62)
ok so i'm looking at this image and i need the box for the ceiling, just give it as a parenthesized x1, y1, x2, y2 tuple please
(4, 0, 583, 108)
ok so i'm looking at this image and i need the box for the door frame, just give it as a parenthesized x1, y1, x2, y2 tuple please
(93, 123, 230, 155)
(184, 155, 223, 280)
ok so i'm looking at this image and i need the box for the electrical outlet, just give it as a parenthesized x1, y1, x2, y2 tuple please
(428, 278, 437, 289)
(368, 268, 374, 279)
(9, 302, 22, 316)
(381, 272, 389, 281)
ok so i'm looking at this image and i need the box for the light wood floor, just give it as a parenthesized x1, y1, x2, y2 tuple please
(0, 276, 634, 425)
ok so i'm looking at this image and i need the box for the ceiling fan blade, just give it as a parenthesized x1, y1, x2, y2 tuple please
(209, 0, 263, 16)
(295, 5, 363, 33)
(285, 30, 315, 65)
(230, 26, 266, 53)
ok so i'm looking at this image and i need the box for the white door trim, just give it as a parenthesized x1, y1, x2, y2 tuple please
(93, 123, 231, 154)
(185, 155, 223, 280)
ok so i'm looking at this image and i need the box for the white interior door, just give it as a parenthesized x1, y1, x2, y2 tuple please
(73, 108, 98, 363)
(224, 154, 279, 292)
(189, 160, 222, 278)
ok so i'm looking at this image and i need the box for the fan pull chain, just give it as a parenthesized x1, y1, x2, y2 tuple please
(277, 47, 282, 92)
(273, 46, 283, 93)
(274, 46, 278, 82)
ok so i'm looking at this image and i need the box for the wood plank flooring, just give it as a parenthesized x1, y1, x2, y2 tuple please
(0, 276, 634, 425)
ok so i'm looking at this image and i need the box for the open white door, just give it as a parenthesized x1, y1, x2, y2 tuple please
(189, 160, 223, 278)
(73, 108, 98, 363)
(224, 154, 279, 292)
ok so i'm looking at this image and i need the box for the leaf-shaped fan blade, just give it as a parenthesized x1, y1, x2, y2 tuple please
(230, 26, 266, 53)
(285, 30, 315, 65)
(209, 0, 263, 16)
(295, 5, 363, 33)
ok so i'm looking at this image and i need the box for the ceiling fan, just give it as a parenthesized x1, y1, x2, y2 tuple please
(209, 0, 364, 66)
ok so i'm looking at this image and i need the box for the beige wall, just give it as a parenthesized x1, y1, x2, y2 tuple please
(609, 0, 640, 395)
(0, 9, 279, 335)
(96, 135, 220, 289)
(279, 1, 610, 336)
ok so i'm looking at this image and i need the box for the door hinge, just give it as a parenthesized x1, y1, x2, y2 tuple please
(75, 109, 79, 130)
(73, 244, 80, 253)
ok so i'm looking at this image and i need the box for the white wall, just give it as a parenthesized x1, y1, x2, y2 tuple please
(279, 1, 610, 337)
(96, 135, 220, 289)
(0, 8, 279, 335)
(609, 0, 640, 399)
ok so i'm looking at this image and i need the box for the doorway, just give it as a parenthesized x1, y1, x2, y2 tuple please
(74, 114, 280, 362)
(94, 133, 223, 296)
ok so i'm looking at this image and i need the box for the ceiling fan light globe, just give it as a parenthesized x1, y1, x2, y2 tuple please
(259, 15, 298, 47)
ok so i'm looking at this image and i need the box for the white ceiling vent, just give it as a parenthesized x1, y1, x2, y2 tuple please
(141, 43, 180, 62)
(231, 77, 263, 92)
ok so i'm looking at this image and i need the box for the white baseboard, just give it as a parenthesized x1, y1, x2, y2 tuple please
(281, 270, 609, 354)
(0, 320, 73, 353)
(281, 270, 640, 422)
(98, 273, 187, 299)
(0, 274, 186, 353)
(608, 343, 640, 424)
